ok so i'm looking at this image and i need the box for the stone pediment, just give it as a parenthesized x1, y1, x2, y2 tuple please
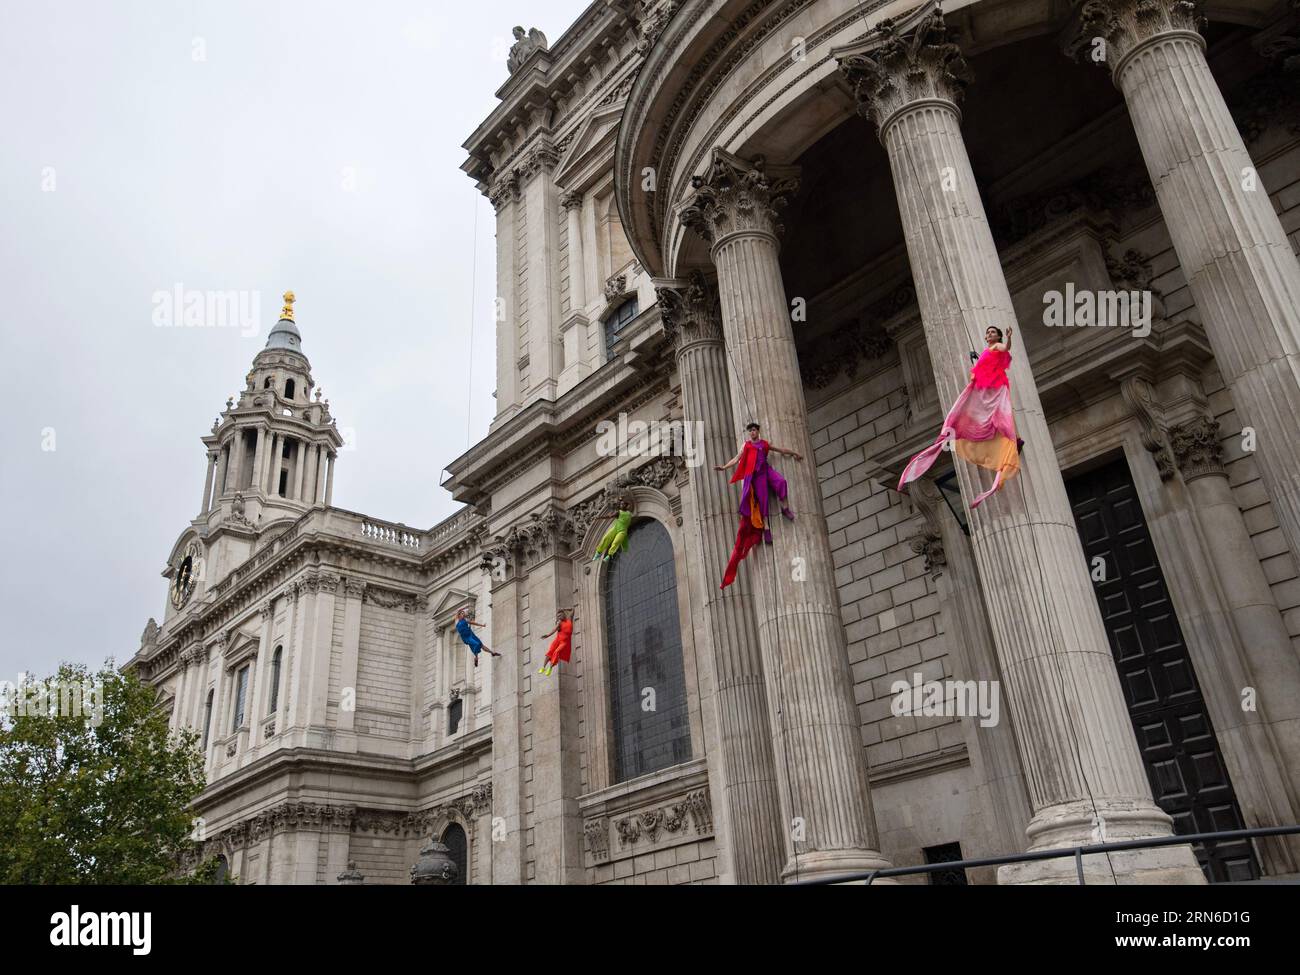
(553, 102, 625, 192)
(431, 587, 476, 626)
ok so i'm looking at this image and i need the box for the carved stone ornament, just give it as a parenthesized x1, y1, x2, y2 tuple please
(1168, 413, 1226, 482)
(585, 817, 611, 861)
(798, 284, 910, 390)
(612, 790, 713, 848)
(656, 270, 723, 351)
(1071, 0, 1205, 70)
(909, 527, 947, 575)
(1119, 376, 1176, 481)
(604, 274, 628, 302)
(364, 586, 421, 613)
(835, 7, 972, 133)
(636, 1, 682, 54)
(679, 148, 799, 246)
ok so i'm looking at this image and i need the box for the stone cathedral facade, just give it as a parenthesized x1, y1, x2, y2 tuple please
(132, 0, 1300, 884)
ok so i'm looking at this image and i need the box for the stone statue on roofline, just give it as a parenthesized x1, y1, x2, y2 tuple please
(506, 26, 548, 74)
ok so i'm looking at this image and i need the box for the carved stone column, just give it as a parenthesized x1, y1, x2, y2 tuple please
(908, 478, 1032, 875)
(681, 150, 891, 883)
(214, 443, 229, 500)
(1167, 413, 1300, 859)
(201, 451, 216, 514)
(836, 9, 1203, 883)
(1076, 0, 1300, 571)
(251, 426, 267, 496)
(490, 170, 522, 422)
(485, 541, 526, 884)
(656, 271, 785, 885)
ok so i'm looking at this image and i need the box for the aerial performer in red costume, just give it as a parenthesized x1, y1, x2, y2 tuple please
(899, 325, 1021, 509)
(715, 422, 801, 589)
(537, 608, 575, 678)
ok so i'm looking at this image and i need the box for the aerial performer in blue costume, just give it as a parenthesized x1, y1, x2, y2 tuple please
(455, 607, 500, 667)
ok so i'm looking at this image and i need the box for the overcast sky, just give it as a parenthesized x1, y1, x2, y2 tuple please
(0, 0, 589, 678)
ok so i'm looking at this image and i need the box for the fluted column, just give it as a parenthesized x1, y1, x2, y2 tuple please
(1167, 414, 1300, 846)
(228, 429, 245, 494)
(214, 445, 229, 499)
(302, 442, 317, 504)
(681, 150, 890, 882)
(324, 452, 336, 506)
(562, 190, 587, 309)
(313, 445, 327, 505)
(251, 425, 267, 496)
(908, 478, 1032, 873)
(1077, 0, 1300, 567)
(657, 271, 785, 885)
(292, 438, 306, 501)
(200, 451, 216, 514)
(265, 432, 280, 494)
(836, 9, 1203, 883)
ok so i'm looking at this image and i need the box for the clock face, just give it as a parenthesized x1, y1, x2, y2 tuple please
(170, 540, 203, 609)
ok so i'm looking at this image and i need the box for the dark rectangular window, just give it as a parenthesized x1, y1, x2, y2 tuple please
(447, 697, 463, 736)
(924, 842, 968, 885)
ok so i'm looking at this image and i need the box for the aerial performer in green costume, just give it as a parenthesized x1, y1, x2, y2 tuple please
(592, 494, 634, 561)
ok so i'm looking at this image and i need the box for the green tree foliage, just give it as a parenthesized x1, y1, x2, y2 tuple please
(0, 661, 220, 884)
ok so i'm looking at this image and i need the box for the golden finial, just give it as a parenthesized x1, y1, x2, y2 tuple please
(281, 290, 296, 321)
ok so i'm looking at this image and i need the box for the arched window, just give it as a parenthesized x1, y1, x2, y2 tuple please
(603, 297, 639, 362)
(284, 378, 296, 400)
(212, 855, 229, 884)
(262, 376, 273, 389)
(441, 823, 468, 885)
(202, 689, 214, 749)
(268, 646, 282, 714)
(602, 518, 691, 782)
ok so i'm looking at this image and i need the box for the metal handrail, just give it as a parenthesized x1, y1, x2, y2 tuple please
(795, 823, 1300, 885)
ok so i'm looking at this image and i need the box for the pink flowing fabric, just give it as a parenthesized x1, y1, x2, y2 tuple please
(899, 348, 1020, 509)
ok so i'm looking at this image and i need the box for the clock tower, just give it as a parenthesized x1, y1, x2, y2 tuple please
(161, 292, 345, 622)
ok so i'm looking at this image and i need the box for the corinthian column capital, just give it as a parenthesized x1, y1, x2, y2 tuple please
(655, 270, 723, 352)
(1072, 0, 1205, 73)
(1168, 413, 1226, 481)
(834, 6, 970, 135)
(678, 148, 799, 247)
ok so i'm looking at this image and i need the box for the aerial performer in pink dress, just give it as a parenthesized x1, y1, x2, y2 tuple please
(899, 326, 1021, 509)
(715, 422, 801, 589)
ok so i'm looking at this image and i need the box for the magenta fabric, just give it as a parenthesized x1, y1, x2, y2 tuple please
(898, 363, 1019, 510)
(971, 347, 1011, 389)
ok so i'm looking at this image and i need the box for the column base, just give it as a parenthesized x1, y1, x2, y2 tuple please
(999, 798, 1207, 885)
(998, 845, 1206, 885)
(781, 848, 895, 885)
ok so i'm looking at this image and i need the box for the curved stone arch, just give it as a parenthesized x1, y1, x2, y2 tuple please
(575, 484, 703, 791)
(423, 806, 476, 883)
(619, 0, 1284, 276)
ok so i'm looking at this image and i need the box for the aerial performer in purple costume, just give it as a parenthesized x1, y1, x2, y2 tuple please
(899, 326, 1022, 508)
(715, 422, 801, 589)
